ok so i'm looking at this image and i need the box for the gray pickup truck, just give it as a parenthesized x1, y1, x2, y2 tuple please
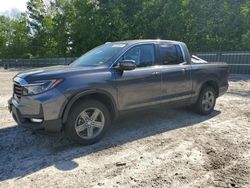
(9, 40, 229, 145)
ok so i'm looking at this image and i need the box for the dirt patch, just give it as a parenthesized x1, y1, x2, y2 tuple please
(0, 68, 249, 188)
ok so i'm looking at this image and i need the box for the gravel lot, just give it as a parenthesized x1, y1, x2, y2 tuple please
(0, 68, 249, 188)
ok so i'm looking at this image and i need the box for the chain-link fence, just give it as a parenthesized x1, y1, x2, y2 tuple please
(0, 57, 77, 69)
(1, 51, 250, 74)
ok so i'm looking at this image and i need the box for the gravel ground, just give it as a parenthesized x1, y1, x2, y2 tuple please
(0, 68, 249, 188)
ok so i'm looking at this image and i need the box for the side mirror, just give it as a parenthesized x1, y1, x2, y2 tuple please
(116, 60, 136, 71)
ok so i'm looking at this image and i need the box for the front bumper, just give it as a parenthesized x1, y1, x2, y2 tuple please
(8, 89, 68, 132)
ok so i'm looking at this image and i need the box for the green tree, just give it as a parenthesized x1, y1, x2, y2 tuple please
(0, 15, 30, 58)
(1, 0, 250, 58)
(8, 14, 30, 58)
(27, 0, 58, 57)
(0, 16, 10, 57)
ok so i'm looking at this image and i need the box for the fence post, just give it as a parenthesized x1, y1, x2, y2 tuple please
(4, 63, 8, 70)
(217, 52, 222, 62)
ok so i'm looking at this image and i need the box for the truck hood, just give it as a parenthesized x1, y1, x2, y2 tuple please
(16, 65, 107, 82)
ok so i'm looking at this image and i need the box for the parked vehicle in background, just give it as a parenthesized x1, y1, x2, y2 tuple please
(8, 40, 229, 145)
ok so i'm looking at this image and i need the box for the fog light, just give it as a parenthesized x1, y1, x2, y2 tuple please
(30, 118, 43, 123)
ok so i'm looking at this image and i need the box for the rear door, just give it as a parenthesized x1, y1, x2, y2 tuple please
(158, 43, 192, 103)
(113, 44, 162, 110)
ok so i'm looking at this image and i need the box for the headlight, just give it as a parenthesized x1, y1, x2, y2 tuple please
(23, 79, 63, 95)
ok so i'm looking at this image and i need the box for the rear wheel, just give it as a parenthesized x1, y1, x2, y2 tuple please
(194, 86, 216, 115)
(65, 100, 111, 145)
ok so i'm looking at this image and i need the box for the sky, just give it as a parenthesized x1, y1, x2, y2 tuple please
(0, 0, 28, 16)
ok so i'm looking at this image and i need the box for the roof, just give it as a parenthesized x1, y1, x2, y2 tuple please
(108, 39, 183, 45)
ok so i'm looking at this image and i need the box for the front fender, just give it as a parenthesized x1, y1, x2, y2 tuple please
(60, 89, 118, 124)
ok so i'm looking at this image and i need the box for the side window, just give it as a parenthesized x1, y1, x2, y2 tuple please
(123, 46, 140, 65)
(159, 44, 184, 65)
(120, 44, 155, 67)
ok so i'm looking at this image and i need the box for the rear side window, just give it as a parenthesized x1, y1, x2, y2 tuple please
(159, 44, 184, 65)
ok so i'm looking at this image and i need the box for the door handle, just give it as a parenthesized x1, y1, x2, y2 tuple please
(151, 71, 160, 76)
(181, 68, 186, 74)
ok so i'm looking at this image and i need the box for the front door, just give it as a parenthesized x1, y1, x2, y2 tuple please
(113, 44, 162, 110)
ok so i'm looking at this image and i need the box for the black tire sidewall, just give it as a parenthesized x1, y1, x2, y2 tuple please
(65, 99, 111, 145)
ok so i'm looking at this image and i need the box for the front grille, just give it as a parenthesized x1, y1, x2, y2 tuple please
(14, 82, 23, 98)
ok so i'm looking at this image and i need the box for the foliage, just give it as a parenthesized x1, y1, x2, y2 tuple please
(0, 0, 250, 58)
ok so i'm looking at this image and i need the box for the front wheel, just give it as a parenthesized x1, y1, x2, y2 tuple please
(194, 86, 216, 115)
(65, 100, 111, 145)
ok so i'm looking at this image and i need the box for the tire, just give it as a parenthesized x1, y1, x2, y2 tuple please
(65, 99, 111, 145)
(194, 86, 216, 115)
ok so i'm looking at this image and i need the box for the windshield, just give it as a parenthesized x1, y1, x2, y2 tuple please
(71, 43, 127, 67)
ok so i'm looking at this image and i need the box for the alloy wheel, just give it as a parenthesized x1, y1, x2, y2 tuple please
(74, 108, 105, 139)
(202, 90, 215, 112)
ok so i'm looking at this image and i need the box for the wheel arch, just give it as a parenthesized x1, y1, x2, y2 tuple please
(200, 79, 219, 97)
(61, 89, 118, 125)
